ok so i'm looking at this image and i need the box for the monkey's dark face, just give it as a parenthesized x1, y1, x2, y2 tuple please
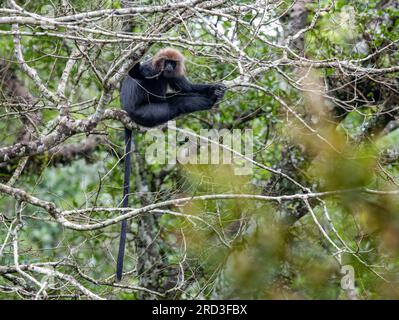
(163, 59, 177, 78)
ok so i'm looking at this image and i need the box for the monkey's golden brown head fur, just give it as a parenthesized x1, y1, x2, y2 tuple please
(152, 48, 186, 77)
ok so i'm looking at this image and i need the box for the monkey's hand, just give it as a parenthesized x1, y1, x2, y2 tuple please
(129, 61, 160, 80)
(141, 64, 161, 79)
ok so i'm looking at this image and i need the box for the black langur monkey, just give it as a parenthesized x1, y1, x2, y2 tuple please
(121, 48, 226, 127)
(116, 48, 226, 281)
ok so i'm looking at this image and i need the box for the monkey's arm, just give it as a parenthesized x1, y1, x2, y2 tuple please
(128, 61, 159, 79)
(169, 76, 225, 95)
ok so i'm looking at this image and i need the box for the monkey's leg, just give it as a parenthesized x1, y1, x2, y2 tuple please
(128, 93, 221, 127)
(167, 94, 216, 115)
(127, 102, 180, 127)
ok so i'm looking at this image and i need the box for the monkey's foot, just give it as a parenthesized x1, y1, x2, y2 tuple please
(212, 84, 227, 104)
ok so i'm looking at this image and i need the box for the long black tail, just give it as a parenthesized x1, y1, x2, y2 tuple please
(116, 128, 132, 281)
